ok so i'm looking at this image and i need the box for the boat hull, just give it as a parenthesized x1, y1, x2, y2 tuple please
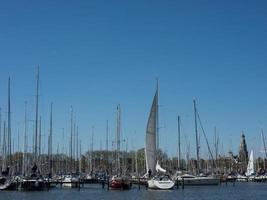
(110, 180, 131, 190)
(110, 176, 131, 190)
(0, 180, 17, 190)
(177, 177, 220, 185)
(62, 177, 79, 188)
(148, 179, 174, 190)
(19, 180, 48, 191)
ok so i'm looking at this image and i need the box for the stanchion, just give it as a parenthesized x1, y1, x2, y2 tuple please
(47, 179, 50, 191)
(16, 179, 19, 191)
(182, 177, 184, 190)
(107, 176, 110, 191)
(176, 178, 179, 189)
(78, 178, 81, 191)
(102, 180, 105, 189)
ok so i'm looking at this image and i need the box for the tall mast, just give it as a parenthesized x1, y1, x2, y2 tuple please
(23, 102, 27, 176)
(106, 120, 108, 167)
(177, 115, 181, 170)
(7, 77, 12, 169)
(91, 126, 94, 172)
(39, 116, 41, 157)
(0, 108, 2, 172)
(116, 105, 121, 174)
(49, 103, 53, 177)
(156, 78, 159, 151)
(79, 140, 82, 174)
(61, 128, 65, 174)
(193, 100, 200, 175)
(2, 122, 6, 172)
(70, 106, 73, 172)
(214, 127, 219, 168)
(34, 66, 39, 164)
(73, 123, 76, 169)
(76, 126, 79, 173)
(49, 103, 53, 176)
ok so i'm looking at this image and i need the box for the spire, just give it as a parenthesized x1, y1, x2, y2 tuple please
(239, 132, 248, 173)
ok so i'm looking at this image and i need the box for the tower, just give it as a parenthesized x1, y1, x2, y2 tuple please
(238, 133, 248, 173)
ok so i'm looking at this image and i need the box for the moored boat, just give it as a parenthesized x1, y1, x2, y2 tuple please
(145, 83, 174, 190)
(110, 175, 131, 190)
(147, 175, 174, 190)
(174, 174, 220, 185)
(18, 177, 47, 191)
(62, 175, 79, 188)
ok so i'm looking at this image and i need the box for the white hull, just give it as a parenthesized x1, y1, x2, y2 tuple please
(236, 175, 248, 182)
(148, 177, 174, 190)
(62, 176, 79, 188)
(62, 182, 78, 188)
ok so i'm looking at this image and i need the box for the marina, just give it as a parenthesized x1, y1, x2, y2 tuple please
(1, 1, 267, 199)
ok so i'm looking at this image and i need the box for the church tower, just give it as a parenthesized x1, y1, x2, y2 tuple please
(238, 133, 248, 173)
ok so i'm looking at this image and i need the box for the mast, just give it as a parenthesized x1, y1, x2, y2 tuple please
(177, 115, 181, 170)
(91, 126, 94, 172)
(49, 103, 53, 177)
(61, 128, 65, 174)
(70, 106, 73, 172)
(76, 126, 79, 173)
(0, 108, 1, 173)
(7, 77, 12, 170)
(79, 140, 82, 174)
(39, 116, 41, 157)
(214, 127, 219, 170)
(106, 120, 109, 170)
(23, 102, 27, 176)
(193, 100, 200, 175)
(2, 122, 6, 173)
(116, 105, 121, 174)
(156, 79, 159, 151)
(34, 66, 39, 164)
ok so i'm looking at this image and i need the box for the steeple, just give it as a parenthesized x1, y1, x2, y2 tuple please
(238, 133, 248, 173)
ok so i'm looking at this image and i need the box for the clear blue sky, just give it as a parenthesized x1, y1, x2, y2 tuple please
(1, 0, 267, 158)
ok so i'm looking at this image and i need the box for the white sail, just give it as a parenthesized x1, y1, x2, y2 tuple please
(145, 90, 158, 175)
(246, 150, 254, 176)
(156, 160, 166, 173)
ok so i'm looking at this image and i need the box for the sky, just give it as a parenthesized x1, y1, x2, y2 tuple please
(0, 0, 267, 158)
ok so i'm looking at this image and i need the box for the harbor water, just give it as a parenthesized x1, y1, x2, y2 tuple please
(1, 182, 267, 200)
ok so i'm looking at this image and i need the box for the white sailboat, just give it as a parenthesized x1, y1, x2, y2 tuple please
(145, 84, 174, 190)
(246, 150, 255, 181)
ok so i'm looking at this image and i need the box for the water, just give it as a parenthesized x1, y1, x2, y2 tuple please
(1, 182, 267, 200)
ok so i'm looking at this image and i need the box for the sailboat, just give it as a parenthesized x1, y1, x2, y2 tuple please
(110, 105, 131, 190)
(19, 67, 48, 191)
(145, 84, 174, 190)
(0, 78, 17, 191)
(246, 150, 255, 181)
(173, 100, 220, 185)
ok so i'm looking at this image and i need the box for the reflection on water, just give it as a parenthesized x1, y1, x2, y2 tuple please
(1, 182, 267, 200)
